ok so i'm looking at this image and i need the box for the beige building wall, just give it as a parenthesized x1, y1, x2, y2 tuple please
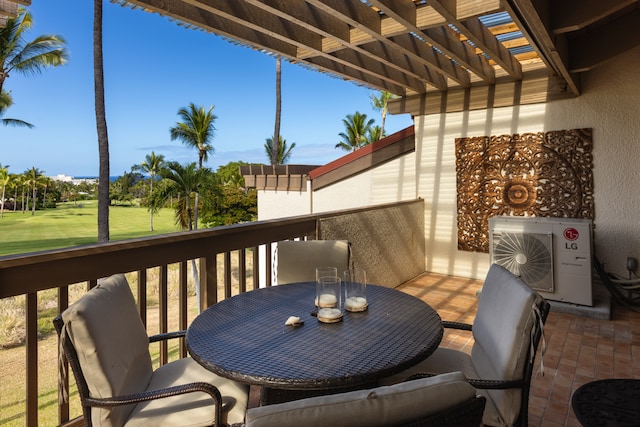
(257, 153, 417, 220)
(257, 182, 312, 220)
(416, 46, 640, 280)
(312, 153, 416, 213)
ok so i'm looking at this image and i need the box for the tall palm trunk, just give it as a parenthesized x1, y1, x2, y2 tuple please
(194, 155, 202, 230)
(94, 0, 110, 242)
(0, 185, 5, 218)
(380, 109, 387, 140)
(272, 57, 281, 166)
(149, 177, 154, 231)
(31, 185, 36, 215)
(186, 189, 199, 311)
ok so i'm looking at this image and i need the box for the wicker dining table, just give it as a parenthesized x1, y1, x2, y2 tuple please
(186, 282, 443, 404)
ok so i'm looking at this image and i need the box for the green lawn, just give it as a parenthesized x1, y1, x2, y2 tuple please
(0, 201, 180, 256)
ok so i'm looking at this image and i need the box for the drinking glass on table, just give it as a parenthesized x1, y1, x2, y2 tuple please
(315, 266, 337, 281)
(315, 267, 337, 307)
(344, 269, 368, 312)
(316, 276, 343, 323)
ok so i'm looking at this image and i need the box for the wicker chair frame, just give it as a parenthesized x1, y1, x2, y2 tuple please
(400, 394, 486, 427)
(54, 316, 225, 427)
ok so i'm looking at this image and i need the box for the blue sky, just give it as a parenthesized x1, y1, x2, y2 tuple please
(0, 1, 413, 178)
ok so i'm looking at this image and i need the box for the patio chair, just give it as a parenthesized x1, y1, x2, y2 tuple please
(381, 264, 550, 427)
(244, 371, 485, 427)
(54, 273, 249, 427)
(274, 239, 351, 285)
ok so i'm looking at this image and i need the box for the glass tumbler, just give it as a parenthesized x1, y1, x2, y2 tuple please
(316, 276, 343, 323)
(344, 269, 368, 312)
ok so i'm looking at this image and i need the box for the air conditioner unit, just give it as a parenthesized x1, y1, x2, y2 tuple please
(489, 216, 593, 306)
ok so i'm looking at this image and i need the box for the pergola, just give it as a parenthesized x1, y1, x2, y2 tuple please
(113, 0, 640, 114)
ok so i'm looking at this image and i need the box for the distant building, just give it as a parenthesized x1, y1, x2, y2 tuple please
(49, 175, 98, 186)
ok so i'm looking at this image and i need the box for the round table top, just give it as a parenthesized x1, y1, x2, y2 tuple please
(571, 379, 640, 427)
(187, 283, 443, 391)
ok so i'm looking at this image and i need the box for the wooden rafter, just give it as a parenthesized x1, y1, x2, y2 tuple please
(568, 7, 640, 72)
(551, 0, 638, 34)
(113, 0, 640, 113)
(427, 0, 523, 80)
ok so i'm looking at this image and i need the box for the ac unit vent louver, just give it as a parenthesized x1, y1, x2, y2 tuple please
(489, 216, 593, 306)
(492, 232, 553, 292)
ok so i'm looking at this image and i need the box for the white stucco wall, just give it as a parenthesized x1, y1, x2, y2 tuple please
(257, 183, 312, 220)
(312, 152, 416, 213)
(416, 46, 640, 279)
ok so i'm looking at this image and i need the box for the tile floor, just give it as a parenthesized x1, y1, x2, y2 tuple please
(398, 272, 640, 426)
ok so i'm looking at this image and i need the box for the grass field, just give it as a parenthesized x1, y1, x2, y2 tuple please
(0, 201, 180, 256)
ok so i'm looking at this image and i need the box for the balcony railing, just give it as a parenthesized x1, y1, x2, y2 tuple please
(0, 199, 424, 426)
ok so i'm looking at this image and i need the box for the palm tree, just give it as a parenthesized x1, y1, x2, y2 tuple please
(133, 151, 166, 231)
(23, 166, 42, 215)
(366, 126, 385, 143)
(18, 173, 27, 212)
(151, 161, 206, 309)
(170, 103, 217, 169)
(58, 180, 73, 203)
(1, 90, 33, 128)
(9, 172, 20, 211)
(264, 136, 296, 165)
(0, 164, 9, 218)
(335, 111, 375, 152)
(151, 162, 204, 231)
(370, 91, 395, 139)
(94, 0, 110, 243)
(272, 57, 282, 165)
(170, 103, 217, 230)
(41, 176, 51, 208)
(0, 8, 68, 95)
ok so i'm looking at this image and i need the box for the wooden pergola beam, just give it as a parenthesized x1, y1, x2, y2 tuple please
(551, 0, 638, 34)
(503, 0, 580, 96)
(242, 0, 444, 92)
(388, 69, 573, 116)
(568, 7, 640, 72)
(118, 0, 640, 108)
(428, 0, 522, 79)
(368, 0, 496, 84)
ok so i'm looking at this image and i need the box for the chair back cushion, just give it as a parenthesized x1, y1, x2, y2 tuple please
(245, 371, 475, 427)
(61, 274, 153, 426)
(471, 264, 541, 425)
(276, 240, 350, 285)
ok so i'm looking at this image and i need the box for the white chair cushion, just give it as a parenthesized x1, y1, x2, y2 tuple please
(471, 264, 539, 425)
(379, 264, 542, 426)
(380, 347, 476, 385)
(380, 348, 506, 425)
(276, 240, 350, 285)
(62, 274, 152, 427)
(125, 357, 249, 427)
(245, 371, 475, 427)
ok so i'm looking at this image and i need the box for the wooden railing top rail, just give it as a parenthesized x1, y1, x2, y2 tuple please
(0, 199, 421, 299)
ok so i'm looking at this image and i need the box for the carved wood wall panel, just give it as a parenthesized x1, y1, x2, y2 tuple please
(456, 128, 594, 252)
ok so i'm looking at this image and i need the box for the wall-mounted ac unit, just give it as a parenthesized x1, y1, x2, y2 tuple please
(489, 216, 593, 306)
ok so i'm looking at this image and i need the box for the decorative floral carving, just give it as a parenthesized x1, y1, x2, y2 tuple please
(456, 128, 594, 252)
